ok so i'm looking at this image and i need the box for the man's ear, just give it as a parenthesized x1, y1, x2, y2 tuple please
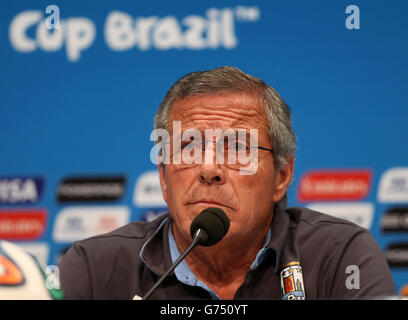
(157, 163, 167, 203)
(272, 155, 295, 203)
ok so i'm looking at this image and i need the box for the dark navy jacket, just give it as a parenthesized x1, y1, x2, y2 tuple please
(59, 205, 395, 299)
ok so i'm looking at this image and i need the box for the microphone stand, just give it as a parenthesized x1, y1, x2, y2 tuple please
(142, 229, 208, 300)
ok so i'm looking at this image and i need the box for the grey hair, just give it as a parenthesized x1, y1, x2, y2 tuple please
(154, 66, 296, 207)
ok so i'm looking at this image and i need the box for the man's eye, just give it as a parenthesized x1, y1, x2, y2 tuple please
(181, 141, 200, 151)
(237, 142, 247, 151)
(228, 142, 247, 151)
(181, 142, 192, 150)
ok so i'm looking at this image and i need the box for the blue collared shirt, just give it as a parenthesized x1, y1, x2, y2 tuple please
(168, 223, 273, 299)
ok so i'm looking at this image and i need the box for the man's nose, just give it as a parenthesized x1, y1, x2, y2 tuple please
(199, 141, 225, 185)
(199, 162, 225, 184)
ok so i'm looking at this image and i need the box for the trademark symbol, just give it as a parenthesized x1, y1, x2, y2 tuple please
(235, 6, 260, 22)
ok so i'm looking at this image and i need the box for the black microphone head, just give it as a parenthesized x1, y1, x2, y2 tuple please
(190, 207, 230, 246)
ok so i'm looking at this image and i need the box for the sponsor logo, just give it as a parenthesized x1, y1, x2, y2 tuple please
(306, 202, 374, 229)
(133, 171, 167, 207)
(385, 243, 408, 268)
(57, 176, 125, 202)
(298, 169, 372, 202)
(52, 206, 130, 242)
(9, 6, 259, 62)
(381, 207, 408, 232)
(0, 209, 47, 240)
(378, 167, 408, 203)
(0, 177, 44, 204)
(280, 262, 305, 300)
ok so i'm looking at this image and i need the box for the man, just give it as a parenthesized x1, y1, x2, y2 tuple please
(59, 66, 395, 299)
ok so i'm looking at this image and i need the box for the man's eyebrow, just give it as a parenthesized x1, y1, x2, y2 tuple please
(179, 128, 205, 139)
(173, 128, 255, 142)
(209, 129, 253, 144)
(183, 128, 251, 134)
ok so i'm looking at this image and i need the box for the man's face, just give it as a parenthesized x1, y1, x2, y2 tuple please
(158, 92, 294, 246)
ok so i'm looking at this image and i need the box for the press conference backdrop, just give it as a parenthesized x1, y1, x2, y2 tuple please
(1, 0, 407, 296)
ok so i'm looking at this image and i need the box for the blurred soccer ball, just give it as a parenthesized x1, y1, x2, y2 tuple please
(0, 240, 63, 300)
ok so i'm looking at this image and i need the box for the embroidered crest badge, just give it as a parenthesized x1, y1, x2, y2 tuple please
(280, 262, 305, 300)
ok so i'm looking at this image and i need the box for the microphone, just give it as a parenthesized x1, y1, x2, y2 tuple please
(142, 207, 230, 300)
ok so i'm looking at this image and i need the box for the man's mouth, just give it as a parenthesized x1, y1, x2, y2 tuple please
(187, 200, 232, 210)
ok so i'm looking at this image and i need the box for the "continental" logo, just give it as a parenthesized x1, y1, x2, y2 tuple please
(57, 176, 126, 202)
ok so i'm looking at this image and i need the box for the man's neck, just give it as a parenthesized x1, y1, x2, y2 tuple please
(172, 223, 271, 299)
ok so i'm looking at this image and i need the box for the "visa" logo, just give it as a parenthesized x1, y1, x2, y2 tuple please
(0, 177, 44, 204)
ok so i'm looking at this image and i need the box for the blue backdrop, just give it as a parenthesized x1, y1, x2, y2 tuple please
(1, 0, 407, 296)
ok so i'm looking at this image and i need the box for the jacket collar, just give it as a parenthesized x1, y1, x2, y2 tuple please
(139, 215, 174, 276)
(267, 204, 301, 273)
(140, 205, 294, 276)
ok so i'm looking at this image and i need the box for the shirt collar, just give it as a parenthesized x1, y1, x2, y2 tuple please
(266, 204, 293, 273)
(140, 204, 292, 278)
(168, 224, 220, 299)
(249, 228, 273, 270)
(167, 218, 275, 295)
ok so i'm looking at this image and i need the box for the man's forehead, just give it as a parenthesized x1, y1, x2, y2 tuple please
(169, 93, 267, 129)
